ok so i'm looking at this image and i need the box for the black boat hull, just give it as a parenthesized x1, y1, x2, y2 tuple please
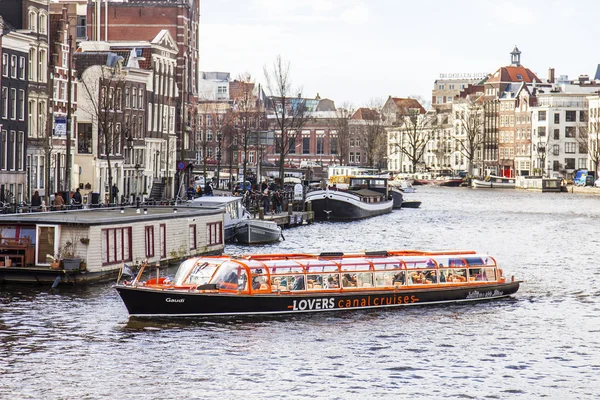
(306, 190, 393, 221)
(115, 281, 521, 317)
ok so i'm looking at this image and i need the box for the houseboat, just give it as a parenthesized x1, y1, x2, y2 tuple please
(515, 176, 564, 192)
(114, 249, 521, 317)
(0, 206, 225, 285)
(306, 175, 393, 221)
(190, 196, 251, 242)
(472, 175, 516, 189)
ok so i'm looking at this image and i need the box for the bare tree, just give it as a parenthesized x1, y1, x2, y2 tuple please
(453, 95, 485, 176)
(330, 102, 353, 166)
(263, 55, 309, 188)
(79, 64, 130, 204)
(391, 109, 437, 173)
(231, 73, 263, 190)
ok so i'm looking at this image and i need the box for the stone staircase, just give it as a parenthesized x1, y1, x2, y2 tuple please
(149, 181, 165, 200)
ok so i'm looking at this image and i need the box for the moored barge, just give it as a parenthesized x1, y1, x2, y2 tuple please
(115, 250, 521, 317)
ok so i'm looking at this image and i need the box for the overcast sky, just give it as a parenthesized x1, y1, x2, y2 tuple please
(200, 0, 599, 108)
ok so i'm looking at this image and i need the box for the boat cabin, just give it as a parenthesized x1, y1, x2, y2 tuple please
(160, 251, 502, 294)
(0, 205, 225, 284)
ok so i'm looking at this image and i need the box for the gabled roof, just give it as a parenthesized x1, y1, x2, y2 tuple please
(151, 29, 178, 53)
(351, 108, 379, 120)
(389, 97, 426, 115)
(487, 65, 541, 84)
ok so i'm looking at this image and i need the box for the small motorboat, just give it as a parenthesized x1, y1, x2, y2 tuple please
(472, 175, 516, 189)
(234, 219, 282, 244)
(115, 249, 521, 317)
(401, 200, 422, 208)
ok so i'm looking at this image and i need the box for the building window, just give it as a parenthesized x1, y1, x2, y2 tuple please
(1, 87, 7, 118)
(289, 137, 296, 154)
(565, 158, 575, 169)
(77, 123, 92, 154)
(0, 130, 6, 169)
(554, 113, 560, 124)
(438, 84, 444, 90)
(565, 111, 576, 122)
(125, 87, 130, 108)
(565, 127, 576, 138)
(16, 131, 23, 170)
(19, 57, 25, 80)
(579, 143, 588, 154)
(10, 88, 17, 120)
(18, 90, 25, 121)
(538, 111, 546, 121)
(579, 111, 587, 123)
(316, 137, 324, 155)
(38, 49, 47, 83)
(189, 225, 197, 250)
(330, 137, 338, 154)
(132, 87, 137, 108)
(537, 126, 546, 136)
(553, 144, 559, 156)
(101, 227, 132, 265)
(39, 12, 47, 34)
(302, 137, 310, 154)
(2, 54, 8, 77)
(29, 10, 37, 32)
(10, 55, 17, 78)
(145, 226, 155, 257)
(207, 222, 222, 246)
(553, 129, 560, 140)
(565, 142, 576, 154)
(553, 160, 560, 171)
(436, 96, 443, 104)
(28, 49, 36, 81)
(446, 96, 453, 103)
(579, 158, 587, 169)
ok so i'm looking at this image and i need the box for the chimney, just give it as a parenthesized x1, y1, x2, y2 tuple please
(548, 68, 555, 83)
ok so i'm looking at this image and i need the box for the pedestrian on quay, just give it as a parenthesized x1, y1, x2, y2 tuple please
(31, 190, 42, 211)
(262, 189, 271, 214)
(72, 188, 83, 209)
(112, 184, 119, 204)
(53, 192, 64, 211)
(204, 181, 213, 196)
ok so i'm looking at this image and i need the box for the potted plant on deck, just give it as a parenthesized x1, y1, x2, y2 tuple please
(58, 241, 81, 271)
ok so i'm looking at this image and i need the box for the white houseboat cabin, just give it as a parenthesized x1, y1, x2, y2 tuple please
(0, 206, 225, 285)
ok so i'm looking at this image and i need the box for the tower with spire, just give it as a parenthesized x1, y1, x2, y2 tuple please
(510, 46, 521, 66)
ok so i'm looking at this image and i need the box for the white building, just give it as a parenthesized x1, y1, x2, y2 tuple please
(531, 85, 596, 178)
(198, 71, 230, 101)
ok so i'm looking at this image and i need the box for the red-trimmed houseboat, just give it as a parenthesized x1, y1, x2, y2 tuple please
(115, 250, 521, 317)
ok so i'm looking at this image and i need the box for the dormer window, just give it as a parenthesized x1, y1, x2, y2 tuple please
(516, 74, 523, 80)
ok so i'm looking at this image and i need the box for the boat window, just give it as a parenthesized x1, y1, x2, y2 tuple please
(371, 262, 403, 271)
(185, 262, 218, 286)
(357, 272, 373, 288)
(289, 275, 306, 291)
(304, 260, 339, 272)
(210, 261, 245, 290)
(407, 270, 437, 284)
(463, 256, 484, 266)
(323, 273, 340, 288)
(441, 268, 467, 283)
(339, 260, 372, 272)
(402, 257, 436, 270)
(306, 274, 324, 289)
(250, 268, 269, 291)
(468, 267, 495, 281)
(375, 272, 391, 287)
(271, 276, 288, 291)
(341, 273, 357, 288)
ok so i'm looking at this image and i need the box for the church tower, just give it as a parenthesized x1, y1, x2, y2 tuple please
(510, 46, 521, 66)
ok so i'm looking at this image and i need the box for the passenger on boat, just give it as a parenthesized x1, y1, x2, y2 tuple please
(342, 274, 357, 287)
(291, 276, 305, 291)
(326, 276, 339, 288)
(392, 271, 405, 285)
(252, 276, 267, 290)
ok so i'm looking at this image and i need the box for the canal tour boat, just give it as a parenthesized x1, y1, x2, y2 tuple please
(305, 175, 393, 221)
(114, 250, 521, 317)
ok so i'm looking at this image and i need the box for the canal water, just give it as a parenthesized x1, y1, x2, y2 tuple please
(1, 187, 599, 399)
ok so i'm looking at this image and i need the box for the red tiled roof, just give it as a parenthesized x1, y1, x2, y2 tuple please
(351, 108, 379, 120)
(488, 66, 540, 83)
(391, 98, 426, 115)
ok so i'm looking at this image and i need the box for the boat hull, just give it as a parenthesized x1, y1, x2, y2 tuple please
(234, 220, 281, 244)
(391, 188, 404, 209)
(115, 281, 521, 317)
(401, 200, 422, 208)
(306, 190, 393, 221)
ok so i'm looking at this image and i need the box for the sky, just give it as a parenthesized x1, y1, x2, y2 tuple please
(200, 0, 600, 108)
